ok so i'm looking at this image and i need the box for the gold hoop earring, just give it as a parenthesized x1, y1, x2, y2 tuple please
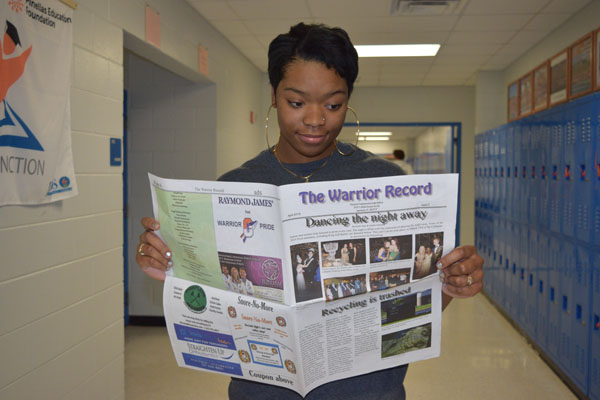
(337, 106, 359, 156)
(265, 104, 278, 152)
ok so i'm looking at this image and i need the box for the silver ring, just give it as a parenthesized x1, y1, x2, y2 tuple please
(466, 274, 473, 286)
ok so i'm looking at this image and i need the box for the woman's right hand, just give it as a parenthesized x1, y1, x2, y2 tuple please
(136, 217, 173, 281)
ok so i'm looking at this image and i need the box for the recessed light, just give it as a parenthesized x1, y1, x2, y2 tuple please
(358, 137, 390, 141)
(357, 132, 392, 136)
(354, 44, 440, 57)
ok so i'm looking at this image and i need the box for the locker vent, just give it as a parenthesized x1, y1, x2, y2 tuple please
(390, 0, 464, 15)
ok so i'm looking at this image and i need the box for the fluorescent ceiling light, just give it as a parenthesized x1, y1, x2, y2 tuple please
(355, 44, 440, 57)
(357, 131, 392, 136)
(358, 137, 390, 141)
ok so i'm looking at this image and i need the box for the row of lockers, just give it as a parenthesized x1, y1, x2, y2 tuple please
(475, 92, 600, 399)
(476, 215, 600, 399)
(475, 92, 600, 246)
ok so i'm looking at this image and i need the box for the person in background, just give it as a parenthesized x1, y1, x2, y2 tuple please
(392, 149, 414, 174)
(135, 22, 484, 400)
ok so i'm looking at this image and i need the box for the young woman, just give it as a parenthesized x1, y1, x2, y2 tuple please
(295, 253, 306, 291)
(136, 22, 484, 400)
(340, 243, 350, 264)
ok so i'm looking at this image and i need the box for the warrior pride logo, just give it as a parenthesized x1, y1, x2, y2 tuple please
(240, 218, 257, 242)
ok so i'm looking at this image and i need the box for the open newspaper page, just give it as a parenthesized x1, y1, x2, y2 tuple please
(277, 174, 457, 393)
(150, 174, 293, 304)
(153, 173, 458, 397)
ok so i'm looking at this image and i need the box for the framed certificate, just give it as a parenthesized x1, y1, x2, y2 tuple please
(549, 50, 568, 106)
(507, 80, 519, 122)
(595, 28, 600, 91)
(533, 62, 549, 112)
(569, 33, 593, 98)
(519, 72, 533, 117)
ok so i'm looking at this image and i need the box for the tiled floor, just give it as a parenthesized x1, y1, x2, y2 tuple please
(125, 294, 576, 400)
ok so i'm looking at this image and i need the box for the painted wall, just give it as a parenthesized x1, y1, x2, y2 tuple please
(477, 0, 600, 129)
(345, 86, 475, 245)
(125, 52, 217, 316)
(0, 0, 263, 397)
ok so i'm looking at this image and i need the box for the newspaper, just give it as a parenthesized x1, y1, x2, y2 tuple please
(150, 173, 459, 397)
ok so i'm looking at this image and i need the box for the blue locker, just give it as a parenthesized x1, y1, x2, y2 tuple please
(547, 234, 561, 363)
(517, 223, 529, 327)
(520, 123, 531, 221)
(562, 104, 577, 238)
(528, 121, 540, 226)
(558, 240, 576, 373)
(524, 227, 538, 338)
(590, 250, 600, 400)
(549, 110, 563, 233)
(539, 121, 552, 231)
(509, 221, 522, 321)
(567, 245, 592, 393)
(536, 231, 550, 350)
(574, 98, 594, 244)
(592, 98, 600, 246)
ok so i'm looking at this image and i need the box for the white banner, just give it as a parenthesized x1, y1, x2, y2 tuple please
(0, 0, 77, 205)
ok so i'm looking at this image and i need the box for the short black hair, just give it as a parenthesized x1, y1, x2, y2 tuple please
(393, 150, 405, 160)
(268, 23, 359, 96)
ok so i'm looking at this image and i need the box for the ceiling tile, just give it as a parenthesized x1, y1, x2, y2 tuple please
(455, 15, 533, 31)
(463, 0, 550, 15)
(524, 13, 572, 30)
(211, 20, 252, 37)
(438, 43, 502, 56)
(543, 0, 591, 13)
(188, 1, 238, 20)
(307, 0, 390, 17)
(446, 31, 516, 45)
(432, 54, 492, 65)
(378, 31, 451, 44)
(228, 0, 311, 20)
(313, 17, 389, 34)
(227, 35, 265, 52)
(509, 30, 549, 46)
(242, 18, 313, 36)
(480, 62, 510, 71)
(386, 16, 459, 32)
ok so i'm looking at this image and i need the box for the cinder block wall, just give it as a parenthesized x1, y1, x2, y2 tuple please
(0, 0, 263, 398)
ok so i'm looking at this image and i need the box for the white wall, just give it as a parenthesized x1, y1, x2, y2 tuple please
(414, 126, 449, 155)
(348, 86, 475, 245)
(0, 0, 263, 398)
(125, 52, 217, 316)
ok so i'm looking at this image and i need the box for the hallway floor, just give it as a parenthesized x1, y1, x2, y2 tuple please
(125, 294, 576, 400)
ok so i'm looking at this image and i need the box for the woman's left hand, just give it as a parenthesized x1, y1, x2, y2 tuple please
(437, 245, 484, 299)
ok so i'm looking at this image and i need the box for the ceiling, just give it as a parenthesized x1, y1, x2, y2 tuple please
(185, 0, 591, 87)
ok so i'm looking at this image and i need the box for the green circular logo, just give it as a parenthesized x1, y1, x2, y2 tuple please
(183, 285, 207, 313)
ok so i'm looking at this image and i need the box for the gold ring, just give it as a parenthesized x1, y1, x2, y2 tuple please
(138, 243, 146, 257)
(466, 274, 473, 286)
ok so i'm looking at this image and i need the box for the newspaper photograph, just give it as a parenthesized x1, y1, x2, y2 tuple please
(151, 173, 458, 397)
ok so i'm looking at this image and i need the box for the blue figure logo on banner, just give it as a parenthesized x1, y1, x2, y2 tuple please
(0, 20, 43, 151)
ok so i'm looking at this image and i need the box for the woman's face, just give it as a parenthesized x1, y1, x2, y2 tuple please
(231, 267, 239, 279)
(419, 245, 425, 253)
(272, 60, 349, 163)
(297, 254, 302, 262)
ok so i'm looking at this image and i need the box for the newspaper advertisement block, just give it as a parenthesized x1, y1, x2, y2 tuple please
(151, 173, 458, 397)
